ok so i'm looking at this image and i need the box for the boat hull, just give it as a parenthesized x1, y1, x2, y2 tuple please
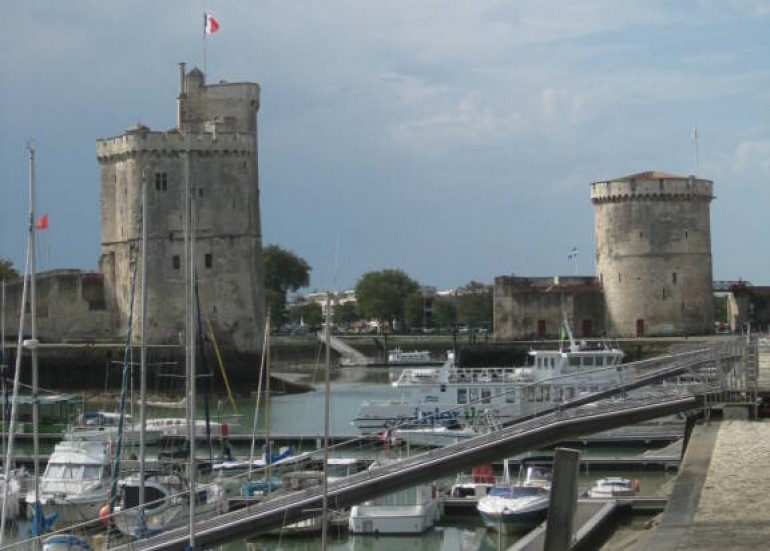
(478, 507, 548, 534)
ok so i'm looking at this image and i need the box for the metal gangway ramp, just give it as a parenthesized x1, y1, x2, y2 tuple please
(104, 337, 754, 551)
(317, 330, 370, 366)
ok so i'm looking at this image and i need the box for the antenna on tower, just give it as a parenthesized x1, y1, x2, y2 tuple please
(693, 125, 700, 177)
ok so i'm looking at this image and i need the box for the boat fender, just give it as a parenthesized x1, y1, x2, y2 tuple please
(633, 479, 640, 492)
(99, 504, 111, 526)
(431, 483, 437, 499)
(221, 423, 229, 438)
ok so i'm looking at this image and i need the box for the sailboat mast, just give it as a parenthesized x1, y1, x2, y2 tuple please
(321, 292, 331, 549)
(28, 143, 42, 538)
(264, 316, 271, 485)
(0, 242, 31, 543)
(184, 128, 198, 548)
(139, 167, 149, 528)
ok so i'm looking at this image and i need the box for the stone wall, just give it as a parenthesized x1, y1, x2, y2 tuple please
(494, 276, 605, 340)
(2, 270, 117, 343)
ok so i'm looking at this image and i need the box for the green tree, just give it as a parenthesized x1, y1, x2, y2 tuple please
(301, 302, 323, 328)
(403, 292, 424, 329)
(266, 289, 286, 327)
(333, 301, 360, 328)
(0, 258, 19, 280)
(263, 245, 311, 324)
(355, 269, 419, 328)
(456, 281, 493, 329)
(433, 297, 458, 329)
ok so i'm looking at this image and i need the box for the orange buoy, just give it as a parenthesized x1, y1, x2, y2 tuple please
(99, 504, 111, 526)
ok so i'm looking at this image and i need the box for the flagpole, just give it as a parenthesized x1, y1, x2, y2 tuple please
(693, 125, 700, 177)
(203, 11, 208, 78)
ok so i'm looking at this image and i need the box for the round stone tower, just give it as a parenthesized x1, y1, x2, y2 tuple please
(96, 63, 265, 355)
(591, 171, 714, 337)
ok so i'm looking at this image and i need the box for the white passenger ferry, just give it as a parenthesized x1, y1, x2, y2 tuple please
(352, 321, 625, 432)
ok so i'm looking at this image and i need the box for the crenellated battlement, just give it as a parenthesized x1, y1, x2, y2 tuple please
(96, 128, 255, 161)
(591, 173, 713, 204)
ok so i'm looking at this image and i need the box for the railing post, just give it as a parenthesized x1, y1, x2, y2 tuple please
(544, 447, 580, 551)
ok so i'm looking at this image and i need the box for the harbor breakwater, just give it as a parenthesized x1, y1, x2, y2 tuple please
(1, 334, 680, 394)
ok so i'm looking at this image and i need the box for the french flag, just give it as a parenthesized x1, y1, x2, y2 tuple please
(205, 13, 220, 35)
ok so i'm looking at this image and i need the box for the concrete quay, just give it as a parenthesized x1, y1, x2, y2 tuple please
(632, 419, 770, 551)
(615, 337, 770, 550)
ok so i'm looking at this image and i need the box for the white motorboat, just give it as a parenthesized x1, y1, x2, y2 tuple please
(71, 411, 162, 445)
(25, 438, 111, 527)
(586, 477, 639, 499)
(476, 466, 551, 534)
(349, 481, 440, 535)
(145, 417, 232, 440)
(447, 463, 501, 500)
(112, 470, 228, 538)
(387, 349, 435, 365)
(353, 322, 626, 432)
(394, 409, 502, 448)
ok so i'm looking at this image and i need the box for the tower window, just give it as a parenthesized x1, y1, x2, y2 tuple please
(672, 272, 677, 284)
(639, 232, 644, 239)
(685, 231, 689, 239)
(155, 172, 168, 191)
(205, 253, 212, 268)
(618, 273, 622, 283)
(172, 255, 180, 270)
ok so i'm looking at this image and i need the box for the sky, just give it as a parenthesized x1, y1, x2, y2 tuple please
(1, 1, 768, 292)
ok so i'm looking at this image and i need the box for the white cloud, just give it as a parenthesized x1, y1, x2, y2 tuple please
(389, 92, 522, 154)
(733, 139, 770, 173)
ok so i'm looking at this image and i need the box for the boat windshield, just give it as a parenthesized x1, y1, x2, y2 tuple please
(511, 486, 549, 498)
(44, 464, 102, 480)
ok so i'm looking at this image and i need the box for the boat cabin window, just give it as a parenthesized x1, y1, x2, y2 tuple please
(481, 389, 492, 404)
(584, 356, 594, 366)
(83, 465, 102, 480)
(457, 389, 468, 404)
(469, 388, 479, 403)
(569, 357, 581, 367)
(505, 389, 516, 403)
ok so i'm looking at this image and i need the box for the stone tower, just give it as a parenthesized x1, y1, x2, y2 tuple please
(96, 63, 265, 355)
(591, 171, 714, 337)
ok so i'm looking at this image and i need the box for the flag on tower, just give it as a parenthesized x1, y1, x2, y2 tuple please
(205, 12, 220, 35)
(35, 214, 49, 231)
(567, 246, 577, 261)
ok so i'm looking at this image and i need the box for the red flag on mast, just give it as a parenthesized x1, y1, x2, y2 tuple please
(205, 13, 219, 35)
(35, 214, 48, 231)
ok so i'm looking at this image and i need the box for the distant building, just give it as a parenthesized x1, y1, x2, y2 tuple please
(495, 171, 716, 339)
